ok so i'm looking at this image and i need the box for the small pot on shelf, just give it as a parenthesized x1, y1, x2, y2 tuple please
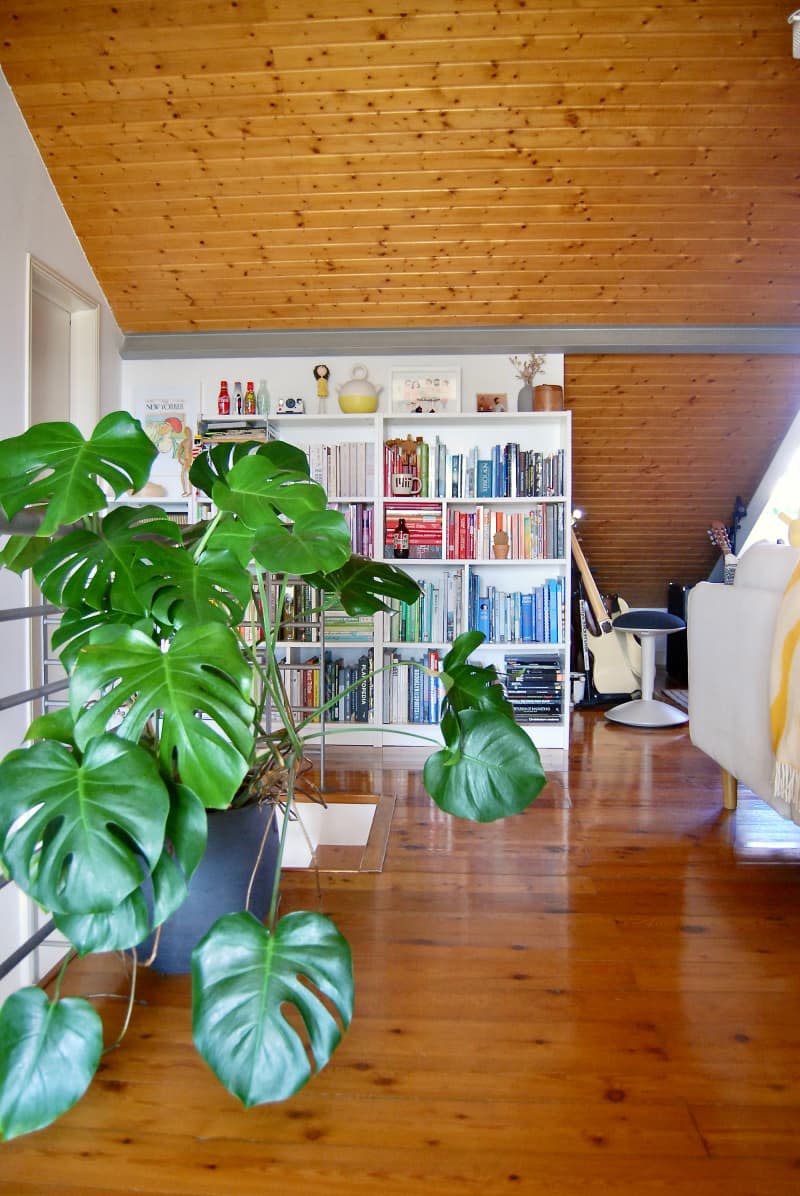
(493, 530, 510, 560)
(533, 384, 564, 411)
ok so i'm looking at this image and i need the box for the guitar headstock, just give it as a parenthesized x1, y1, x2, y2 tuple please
(707, 519, 733, 556)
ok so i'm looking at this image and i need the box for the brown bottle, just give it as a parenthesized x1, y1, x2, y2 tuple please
(393, 518, 410, 559)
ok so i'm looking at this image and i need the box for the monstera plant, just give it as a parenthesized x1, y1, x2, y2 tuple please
(0, 411, 546, 1140)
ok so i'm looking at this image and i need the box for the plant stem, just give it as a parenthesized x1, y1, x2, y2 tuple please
(104, 951, 139, 1054)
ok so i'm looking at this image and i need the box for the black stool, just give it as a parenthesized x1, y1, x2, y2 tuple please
(605, 610, 688, 727)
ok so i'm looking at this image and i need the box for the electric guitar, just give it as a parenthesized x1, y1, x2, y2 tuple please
(570, 529, 641, 698)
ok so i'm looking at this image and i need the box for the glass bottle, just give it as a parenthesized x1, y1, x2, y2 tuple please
(233, 381, 244, 415)
(244, 381, 256, 415)
(256, 379, 270, 415)
(393, 518, 410, 559)
(217, 380, 230, 415)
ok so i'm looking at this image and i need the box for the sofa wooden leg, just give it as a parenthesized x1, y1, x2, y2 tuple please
(721, 768, 738, 811)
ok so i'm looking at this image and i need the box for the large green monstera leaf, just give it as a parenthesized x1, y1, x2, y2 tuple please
(423, 708, 546, 822)
(70, 624, 255, 809)
(0, 412, 156, 536)
(189, 438, 310, 500)
(251, 507, 352, 576)
(137, 544, 253, 632)
(310, 554, 422, 615)
(213, 454, 328, 528)
(0, 734, 169, 915)
(421, 631, 547, 822)
(51, 604, 149, 671)
(33, 504, 181, 613)
(438, 631, 515, 718)
(192, 910, 353, 1106)
(0, 988, 103, 1141)
(54, 783, 208, 955)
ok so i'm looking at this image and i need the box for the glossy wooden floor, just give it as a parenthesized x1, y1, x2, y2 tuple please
(5, 709, 800, 1194)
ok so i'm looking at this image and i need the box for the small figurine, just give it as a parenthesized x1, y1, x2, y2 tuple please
(313, 363, 330, 399)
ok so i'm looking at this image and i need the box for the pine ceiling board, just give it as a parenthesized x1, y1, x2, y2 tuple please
(2, 10, 786, 57)
(13, 87, 798, 132)
(87, 244, 793, 272)
(32, 123, 800, 183)
(28, 119, 800, 156)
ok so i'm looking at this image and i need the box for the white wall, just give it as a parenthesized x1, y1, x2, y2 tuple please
(121, 353, 565, 431)
(0, 71, 124, 999)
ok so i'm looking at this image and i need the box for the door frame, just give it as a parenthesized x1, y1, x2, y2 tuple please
(27, 255, 100, 434)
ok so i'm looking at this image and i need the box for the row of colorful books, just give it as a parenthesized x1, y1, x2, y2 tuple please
(275, 651, 374, 724)
(271, 581, 320, 642)
(383, 648, 443, 724)
(384, 501, 443, 560)
(324, 650, 374, 722)
(502, 654, 564, 722)
(446, 504, 565, 560)
(305, 440, 375, 497)
(382, 571, 464, 643)
(469, 574, 566, 644)
(383, 439, 565, 499)
(333, 502, 374, 558)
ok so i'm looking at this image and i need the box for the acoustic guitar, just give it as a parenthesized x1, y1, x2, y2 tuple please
(708, 520, 738, 582)
(570, 529, 641, 698)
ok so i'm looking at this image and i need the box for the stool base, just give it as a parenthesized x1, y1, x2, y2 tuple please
(605, 697, 689, 728)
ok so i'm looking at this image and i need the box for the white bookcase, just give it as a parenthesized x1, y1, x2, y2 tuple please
(242, 409, 573, 751)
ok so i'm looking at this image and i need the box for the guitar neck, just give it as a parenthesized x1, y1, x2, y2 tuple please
(570, 530, 613, 634)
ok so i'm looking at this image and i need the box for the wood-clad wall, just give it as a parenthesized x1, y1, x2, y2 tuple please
(567, 353, 800, 607)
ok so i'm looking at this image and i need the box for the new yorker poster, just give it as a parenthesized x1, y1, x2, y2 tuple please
(134, 391, 198, 499)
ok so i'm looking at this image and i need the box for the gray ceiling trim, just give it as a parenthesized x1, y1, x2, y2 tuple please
(120, 325, 800, 360)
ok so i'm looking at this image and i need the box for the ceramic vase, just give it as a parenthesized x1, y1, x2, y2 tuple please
(517, 384, 534, 411)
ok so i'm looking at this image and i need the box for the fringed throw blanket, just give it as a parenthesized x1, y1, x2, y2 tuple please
(770, 560, 800, 819)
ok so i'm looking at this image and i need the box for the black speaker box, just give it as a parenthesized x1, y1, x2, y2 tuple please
(666, 582, 692, 685)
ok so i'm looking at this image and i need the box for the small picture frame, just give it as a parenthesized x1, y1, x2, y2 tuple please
(390, 366, 461, 415)
(476, 392, 508, 413)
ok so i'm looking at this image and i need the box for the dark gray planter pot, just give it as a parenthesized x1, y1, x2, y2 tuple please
(141, 801, 280, 975)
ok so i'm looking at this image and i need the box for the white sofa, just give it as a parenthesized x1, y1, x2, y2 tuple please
(687, 541, 800, 819)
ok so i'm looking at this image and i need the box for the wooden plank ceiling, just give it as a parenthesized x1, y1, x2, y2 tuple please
(1, 0, 798, 333)
(1, 1, 799, 610)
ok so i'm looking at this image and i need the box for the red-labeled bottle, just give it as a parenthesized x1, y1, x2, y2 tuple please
(244, 381, 256, 415)
(217, 380, 230, 415)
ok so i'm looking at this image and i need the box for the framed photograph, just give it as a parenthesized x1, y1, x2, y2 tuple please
(476, 392, 508, 413)
(390, 366, 461, 415)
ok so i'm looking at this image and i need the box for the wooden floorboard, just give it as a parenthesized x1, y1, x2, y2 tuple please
(4, 709, 800, 1193)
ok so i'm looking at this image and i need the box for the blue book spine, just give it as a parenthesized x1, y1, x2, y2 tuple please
(477, 596, 491, 639)
(476, 459, 492, 498)
(534, 586, 545, 642)
(547, 578, 560, 643)
(520, 592, 534, 642)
